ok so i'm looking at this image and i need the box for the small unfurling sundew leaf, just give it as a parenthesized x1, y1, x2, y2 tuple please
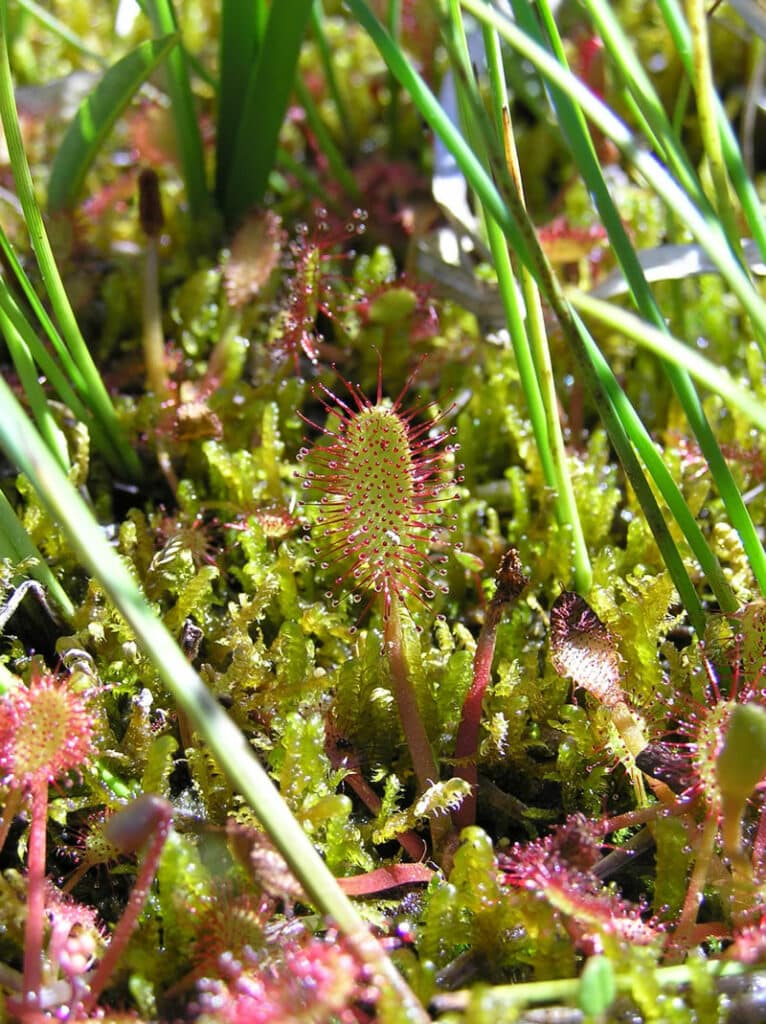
(549, 591, 624, 708)
(223, 210, 284, 309)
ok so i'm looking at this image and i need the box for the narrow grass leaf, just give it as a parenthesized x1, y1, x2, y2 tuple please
(461, 0, 766, 346)
(579, 0, 712, 224)
(47, 35, 177, 212)
(570, 290, 766, 436)
(0, 489, 73, 619)
(215, 1, 265, 206)
(143, 0, 209, 220)
(464, 0, 766, 596)
(455, 8, 591, 590)
(15, 0, 105, 64)
(657, 0, 766, 258)
(517, 1, 766, 594)
(310, 0, 354, 150)
(294, 76, 360, 199)
(0, 4, 140, 478)
(223, 0, 314, 228)
(0, 304, 69, 469)
(350, 0, 707, 628)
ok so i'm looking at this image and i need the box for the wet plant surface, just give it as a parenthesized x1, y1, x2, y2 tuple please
(2, 2, 766, 1022)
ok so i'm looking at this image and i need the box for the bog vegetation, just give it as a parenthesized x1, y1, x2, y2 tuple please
(1, 1, 766, 1022)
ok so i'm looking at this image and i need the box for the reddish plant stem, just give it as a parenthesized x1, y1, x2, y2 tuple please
(326, 729, 427, 861)
(452, 549, 528, 830)
(452, 602, 504, 830)
(0, 787, 22, 852)
(384, 595, 453, 853)
(601, 799, 686, 835)
(384, 595, 439, 797)
(22, 782, 48, 1013)
(752, 802, 766, 871)
(674, 811, 719, 946)
(77, 802, 172, 1016)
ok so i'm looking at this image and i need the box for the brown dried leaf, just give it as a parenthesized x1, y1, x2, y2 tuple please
(226, 821, 306, 903)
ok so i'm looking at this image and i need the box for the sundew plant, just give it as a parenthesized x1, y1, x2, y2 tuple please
(2, 0, 766, 1021)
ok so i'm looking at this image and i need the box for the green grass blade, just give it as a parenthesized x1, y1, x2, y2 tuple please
(447, 5, 591, 591)
(143, 0, 210, 221)
(215, 1, 265, 207)
(344, 0, 534, 267)
(310, 0, 354, 151)
(460, 0, 766, 348)
(577, 0, 714, 226)
(0, 488, 74, 619)
(0, 227, 85, 392)
(386, 0, 402, 153)
(524, 0, 766, 596)
(463, 0, 766, 596)
(16, 0, 105, 64)
(583, 0, 743, 266)
(0, 377, 430, 1024)
(348, 1, 705, 625)
(574, 321, 737, 614)
(275, 145, 339, 210)
(569, 310, 708, 632)
(47, 35, 177, 212)
(293, 75, 360, 199)
(570, 291, 766, 434)
(223, 0, 314, 228)
(0, 2, 140, 479)
(482, 23, 592, 592)
(0, 306, 69, 470)
(656, 0, 766, 258)
(0, 240, 121, 478)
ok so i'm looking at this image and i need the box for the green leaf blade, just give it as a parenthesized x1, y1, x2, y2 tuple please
(47, 34, 178, 212)
(222, 0, 314, 228)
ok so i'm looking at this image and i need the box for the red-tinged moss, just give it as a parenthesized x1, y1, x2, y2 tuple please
(189, 929, 367, 1024)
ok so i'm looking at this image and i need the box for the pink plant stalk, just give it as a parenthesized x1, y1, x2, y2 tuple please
(452, 549, 527, 830)
(0, 669, 95, 1016)
(75, 795, 173, 1017)
(299, 359, 460, 818)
